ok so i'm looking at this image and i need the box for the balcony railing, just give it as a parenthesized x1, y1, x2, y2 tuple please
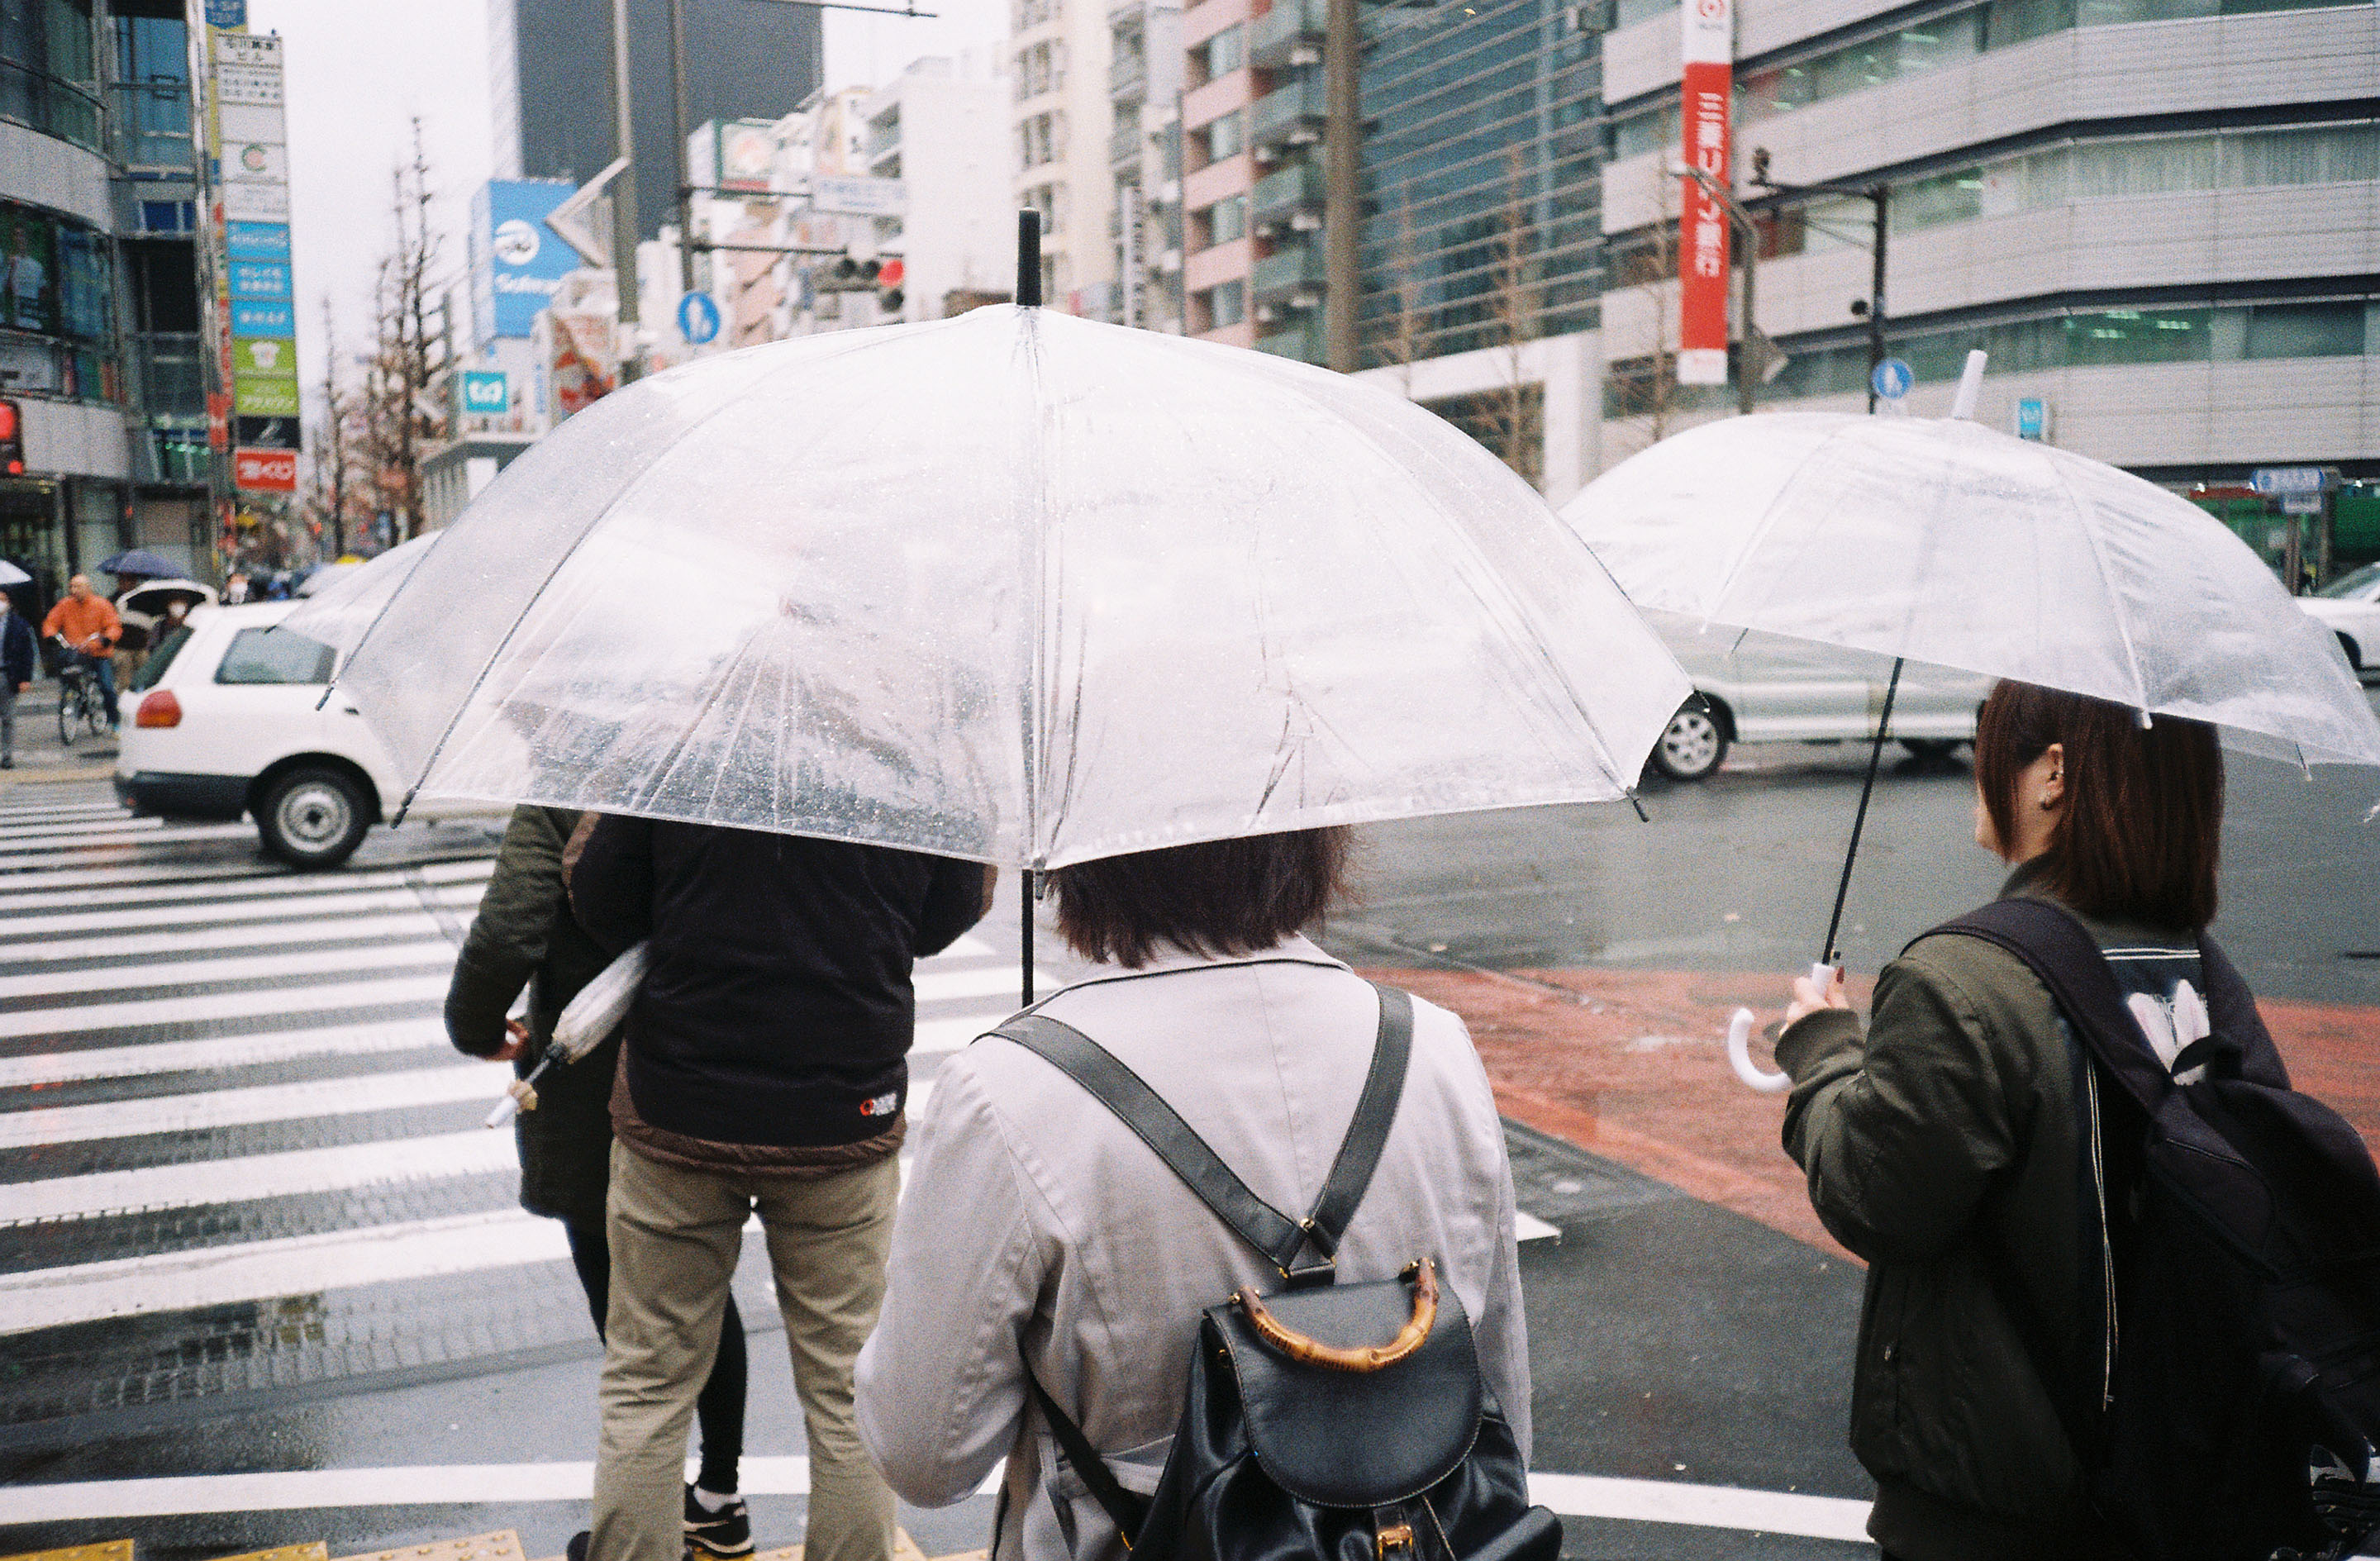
(111, 80, 193, 169)
(1108, 121, 1144, 168)
(132, 333, 204, 418)
(1256, 321, 1325, 363)
(1250, 242, 1326, 298)
(0, 59, 102, 154)
(1250, 0, 1326, 68)
(1250, 159, 1325, 223)
(1108, 50, 1148, 97)
(1248, 76, 1326, 150)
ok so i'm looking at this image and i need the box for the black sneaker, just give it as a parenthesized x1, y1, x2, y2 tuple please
(683, 1486, 754, 1559)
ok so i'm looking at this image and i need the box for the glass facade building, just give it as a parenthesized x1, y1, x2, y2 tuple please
(1355, 0, 1603, 367)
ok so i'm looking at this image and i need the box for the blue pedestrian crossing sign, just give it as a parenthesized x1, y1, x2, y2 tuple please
(1871, 359, 1914, 402)
(677, 291, 721, 346)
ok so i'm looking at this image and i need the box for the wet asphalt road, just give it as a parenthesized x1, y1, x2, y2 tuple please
(2, 689, 2369, 1561)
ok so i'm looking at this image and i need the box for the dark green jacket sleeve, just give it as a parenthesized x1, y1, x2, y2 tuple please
(1775, 943, 2029, 1266)
(445, 805, 578, 1058)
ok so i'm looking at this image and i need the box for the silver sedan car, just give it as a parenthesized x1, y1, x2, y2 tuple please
(1646, 612, 1995, 782)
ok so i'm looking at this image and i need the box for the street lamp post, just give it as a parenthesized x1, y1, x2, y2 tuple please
(1749, 148, 1888, 411)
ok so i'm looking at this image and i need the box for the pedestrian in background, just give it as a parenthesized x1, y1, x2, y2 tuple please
(444, 805, 754, 1557)
(1768, 680, 2226, 1560)
(40, 574, 119, 727)
(0, 593, 33, 768)
(857, 830, 1530, 1561)
(569, 816, 993, 1561)
(222, 571, 249, 604)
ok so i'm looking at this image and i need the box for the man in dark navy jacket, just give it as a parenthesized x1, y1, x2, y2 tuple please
(569, 816, 992, 1561)
(0, 592, 35, 768)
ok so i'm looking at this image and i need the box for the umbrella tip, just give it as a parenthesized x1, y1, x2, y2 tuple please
(1949, 350, 1987, 421)
(1626, 788, 1649, 823)
(1016, 210, 1042, 307)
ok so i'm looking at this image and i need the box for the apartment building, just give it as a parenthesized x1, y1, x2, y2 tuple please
(1015, 0, 1121, 312)
(1592, 0, 2379, 501)
(864, 54, 1016, 321)
(0, 0, 210, 603)
(1107, 0, 1186, 331)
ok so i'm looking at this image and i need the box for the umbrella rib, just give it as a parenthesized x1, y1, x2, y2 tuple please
(2045, 451, 2153, 713)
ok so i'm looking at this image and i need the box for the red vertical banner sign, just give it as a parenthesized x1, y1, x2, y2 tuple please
(1677, 0, 1735, 385)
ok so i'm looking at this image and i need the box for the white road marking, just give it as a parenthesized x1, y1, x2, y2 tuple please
(0, 1018, 445, 1087)
(0, 881, 483, 939)
(0, 1063, 501, 1148)
(0, 972, 452, 1040)
(0, 938, 455, 1001)
(941, 932, 994, 959)
(0, 822, 258, 859)
(0, 1206, 568, 1335)
(2, 1129, 516, 1225)
(0, 1464, 1874, 1542)
(0, 816, 164, 840)
(0, 856, 492, 902)
(1, 908, 470, 964)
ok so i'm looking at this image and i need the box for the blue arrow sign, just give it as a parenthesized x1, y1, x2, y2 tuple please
(678, 291, 721, 346)
(1871, 359, 1914, 401)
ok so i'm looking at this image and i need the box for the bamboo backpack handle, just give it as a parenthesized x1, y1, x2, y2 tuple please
(1231, 1259, 1439, 1373)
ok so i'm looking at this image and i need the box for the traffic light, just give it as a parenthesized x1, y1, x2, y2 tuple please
(818, 252, 881, 293)
(0, 400, 23, 477)
(875, 257, 905, 315)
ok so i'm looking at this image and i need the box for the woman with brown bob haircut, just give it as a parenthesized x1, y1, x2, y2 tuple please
(1764, 681, 2225, 1561)
(855, 827, 1533, 1561)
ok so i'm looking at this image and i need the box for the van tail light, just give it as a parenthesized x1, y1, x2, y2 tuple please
(136, 689, 181, 728)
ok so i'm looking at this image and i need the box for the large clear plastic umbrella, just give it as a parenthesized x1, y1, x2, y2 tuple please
(282, 532, 440, 652)
(337, 298, 1690, 992)
(1561, 401, 2380, 1089)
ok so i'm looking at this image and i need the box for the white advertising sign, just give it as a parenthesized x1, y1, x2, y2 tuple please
(221, 182, 289, 220)
(218, 102, 284, 145)
(224, 140, 289, 183)
(214, 63, 282, 106)
(811, 176, 908, 217)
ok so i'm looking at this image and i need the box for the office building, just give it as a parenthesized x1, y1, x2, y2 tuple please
(863, 53, 1016, 321)
(1590, 0, 2378, 521)
(0, 0, 212, 603)
(487, 0, 825, 239)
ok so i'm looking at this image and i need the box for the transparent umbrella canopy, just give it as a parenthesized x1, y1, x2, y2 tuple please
(282, 532, 440, 652)
(337, 304, 1691, 872)
(1564, 412, 2380, 770)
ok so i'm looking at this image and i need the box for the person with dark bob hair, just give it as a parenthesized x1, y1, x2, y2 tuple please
(1767, 680, 2225, 1561)
(854, 826, 1532, 1561)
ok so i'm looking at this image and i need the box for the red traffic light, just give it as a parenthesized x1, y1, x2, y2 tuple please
(0, 402, 19, 440)
(0, 398, 21, 475)
(877, 258, 905, 288)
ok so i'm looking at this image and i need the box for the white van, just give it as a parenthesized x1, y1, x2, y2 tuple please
(114, 602, 479, 868)
(1648, 614, 1994, 782)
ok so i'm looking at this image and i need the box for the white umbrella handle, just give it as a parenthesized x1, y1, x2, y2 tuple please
(1726, 1004, 1793, 1094)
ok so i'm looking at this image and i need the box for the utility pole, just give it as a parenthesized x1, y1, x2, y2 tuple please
(1749, 148, 1887, 410)
(1321, 0, 1360, 371)
(610, 0, 644, 384)
(670, 0, 696, 297)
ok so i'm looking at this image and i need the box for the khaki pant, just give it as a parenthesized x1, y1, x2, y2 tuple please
(592, 1142, 902, 1561)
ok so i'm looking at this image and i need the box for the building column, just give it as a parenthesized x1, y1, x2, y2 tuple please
(1322, 0, 1360, 372)
(1540, 331, 1588, 505)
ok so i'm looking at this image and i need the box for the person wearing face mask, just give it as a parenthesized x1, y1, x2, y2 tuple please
(1765, 678, 2227, 1561)
(0, 592, 33, 768)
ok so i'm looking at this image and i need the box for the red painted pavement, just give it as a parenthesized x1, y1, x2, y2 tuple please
(1362, 965, 2380, 1266)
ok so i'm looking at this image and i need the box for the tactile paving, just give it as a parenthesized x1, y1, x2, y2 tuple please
(0, 1542, 134, 1561)
(333, 1531, 525, 1561)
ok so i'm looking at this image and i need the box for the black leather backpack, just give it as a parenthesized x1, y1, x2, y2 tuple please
(992, 983, 1561, 1561)
(1942, 898, 2380, 1561)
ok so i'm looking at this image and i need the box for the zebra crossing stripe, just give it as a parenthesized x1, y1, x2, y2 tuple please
(0, 1206, 570, 1336)
(0, 822, 259, 860)
(0, 1018, 445, 1087)
(0, 816, 165, 840)
(1, 1128, 516, 1224)
(0, 972, 450, 1042)
(0, 1063, 502, 1149)
(2, 908, 479, 964)
(0, 858, 492, 915)
(0, 939, 456, 1002)
(0, 882, 486, 940)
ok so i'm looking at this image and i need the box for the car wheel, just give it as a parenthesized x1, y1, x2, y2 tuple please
(257, 767, 372, 869)
(1901, 739, 1960, 763)
(1651, 702, 1729, 782)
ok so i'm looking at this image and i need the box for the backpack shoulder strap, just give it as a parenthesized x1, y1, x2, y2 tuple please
(1022, 1365, 1151, 1542)
(991, 981, 1413, 1278)
(2197, 936, 2290, 1090)
(1925, 897, 2171, 1116)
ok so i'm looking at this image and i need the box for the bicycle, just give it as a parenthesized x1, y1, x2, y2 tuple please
(52, 637, 113, 745)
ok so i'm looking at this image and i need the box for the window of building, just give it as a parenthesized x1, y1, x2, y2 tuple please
(1200, 110, 1243, 164)
(1194, 24, 1243, 85)
(0, 0, 101, 150)
(1017, 111, 1064, 171)
(2243, 302, 2366, 360)
(1199, 193, 1247, 247)
(1013, 0, 1059, 29)
(1208, 279, 1246, 326)
(1024, 182, 1064, 237)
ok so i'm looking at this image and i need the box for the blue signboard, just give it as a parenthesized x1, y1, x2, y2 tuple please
(678, 291, 721, 345)
(1871, 359, 1914, 401)
(231, 298, 296, 338)
(203, 0, 246, 26)
(2015, 397, 2046, 440)
(472, 179, 581, 346)
(460, 371, 509, 415)
(225, 221, 289, 262)
(229, 260, 292, 299)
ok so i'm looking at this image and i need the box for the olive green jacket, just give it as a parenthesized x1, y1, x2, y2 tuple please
(1776, 865, 2171, 1561)
(444, 804, 619, 1227)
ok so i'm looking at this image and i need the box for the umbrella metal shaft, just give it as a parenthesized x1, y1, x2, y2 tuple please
(1021, 871, 1035, 1008)
(1821, 655, 1906, 966)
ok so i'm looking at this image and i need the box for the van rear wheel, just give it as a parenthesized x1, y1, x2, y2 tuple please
(1651, 703, 1728, 782)
(257, 767, 371, 869)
